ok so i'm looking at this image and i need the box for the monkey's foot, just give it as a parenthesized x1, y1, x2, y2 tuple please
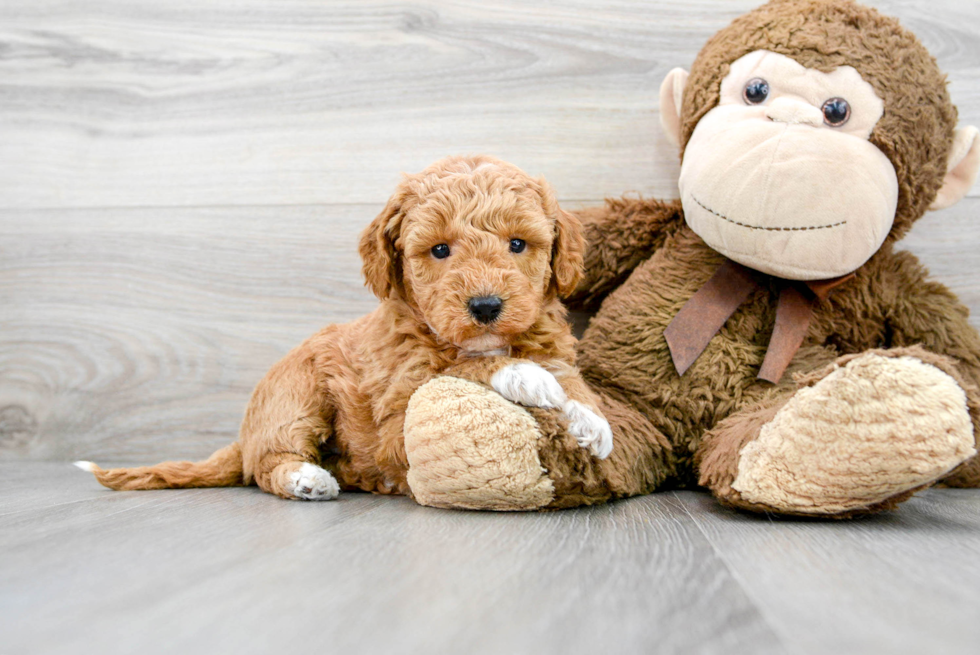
(404, 376, 556, 511)
(731, 353, 975, 515)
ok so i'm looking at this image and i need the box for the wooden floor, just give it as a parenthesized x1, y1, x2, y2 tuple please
(3, 462, 980, 655)
(2, 1, 980, 653)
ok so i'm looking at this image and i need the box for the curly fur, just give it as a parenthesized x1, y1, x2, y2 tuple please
(79, 155, 601, 500)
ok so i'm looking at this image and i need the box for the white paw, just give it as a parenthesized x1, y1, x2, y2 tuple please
(287, 463, 340, 501)
(562, 400, 614, 459)
(491, 362, 567, 409)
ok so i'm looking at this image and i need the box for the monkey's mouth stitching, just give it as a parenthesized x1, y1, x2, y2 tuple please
(691, 195, 847, 232)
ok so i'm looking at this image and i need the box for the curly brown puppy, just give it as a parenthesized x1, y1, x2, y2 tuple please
(75, 155, 612, 501)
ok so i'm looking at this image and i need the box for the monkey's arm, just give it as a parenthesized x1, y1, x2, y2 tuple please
(886, 254, 980, 386)
(885, 255, 980, 487)
(566, 197, 684, 312)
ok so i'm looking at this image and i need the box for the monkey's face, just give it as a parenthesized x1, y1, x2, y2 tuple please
(677, 50, 899, 280)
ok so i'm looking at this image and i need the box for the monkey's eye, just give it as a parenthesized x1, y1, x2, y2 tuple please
(509, 238, 526, 254)
(431, 243, 451, 259)
(821, 98, 850, 126)
(743, 78, 769, 105)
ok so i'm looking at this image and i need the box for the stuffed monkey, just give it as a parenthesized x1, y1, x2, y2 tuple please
(403, 0, 980, 516)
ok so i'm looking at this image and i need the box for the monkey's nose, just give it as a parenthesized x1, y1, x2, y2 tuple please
(467, 296, 503, 324)
(765, 97, 823, 127)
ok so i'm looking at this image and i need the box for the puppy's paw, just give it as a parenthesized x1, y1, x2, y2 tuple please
(286, 463, 340, 501)
(491, 362, 567, 409)
(562, 400, 614, 459)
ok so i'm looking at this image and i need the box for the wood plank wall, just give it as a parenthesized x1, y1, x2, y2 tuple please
(1, 0, 978, 461)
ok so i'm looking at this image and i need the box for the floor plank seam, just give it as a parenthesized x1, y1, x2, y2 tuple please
(669, 491, 802, 655)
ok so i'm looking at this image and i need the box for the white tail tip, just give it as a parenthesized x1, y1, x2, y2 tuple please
(73, 461, 97, 472)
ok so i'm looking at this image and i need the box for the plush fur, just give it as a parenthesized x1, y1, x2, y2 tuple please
(77, 155, 608, 501)
(680, 0, 957, 238)
(400, 0, 980, 516)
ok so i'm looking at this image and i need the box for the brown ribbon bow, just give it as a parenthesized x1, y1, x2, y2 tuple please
(663, 259, 854, 384)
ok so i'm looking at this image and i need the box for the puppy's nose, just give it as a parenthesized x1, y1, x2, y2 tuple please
(467, 296, 503, 324)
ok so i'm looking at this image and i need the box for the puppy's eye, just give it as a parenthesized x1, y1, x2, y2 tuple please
(509, 238, 526, 254)
(743, 78, 769, 105)
(821, 97, 850, 126)
(431, 244, 451, 259)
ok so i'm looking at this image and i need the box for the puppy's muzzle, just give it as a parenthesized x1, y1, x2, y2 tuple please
(467, 296, 503, 324)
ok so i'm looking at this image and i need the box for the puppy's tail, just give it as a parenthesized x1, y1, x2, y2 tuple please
(73, 442, 244, 491)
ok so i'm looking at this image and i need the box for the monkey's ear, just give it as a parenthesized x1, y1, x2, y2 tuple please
(659, 68, 689, 149)
(359, 193, 406, 299)
(931, 126, 980, 210)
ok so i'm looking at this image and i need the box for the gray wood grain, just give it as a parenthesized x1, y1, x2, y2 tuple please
(0, 0, 976, 210)
(4, 463, 979, 655)
(680, 489, 980, 655)
(0, 204, 377, 461)
(0, 463, 785, 655)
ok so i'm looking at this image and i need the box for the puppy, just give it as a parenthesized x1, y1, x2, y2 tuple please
(76, 155, 612, 501)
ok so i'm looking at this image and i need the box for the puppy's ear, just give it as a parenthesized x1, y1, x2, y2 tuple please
(533, 177, 585, 297)
(552, 208, 585, 296)
(359, 191, 407, 300)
